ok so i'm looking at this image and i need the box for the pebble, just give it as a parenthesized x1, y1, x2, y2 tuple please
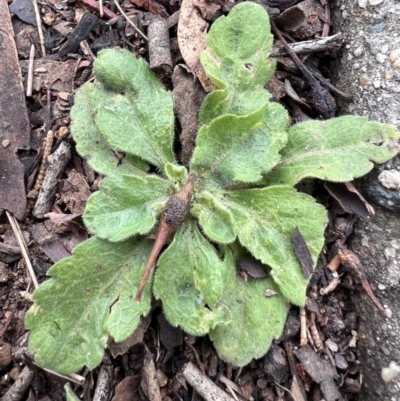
(369, 0, 384, 5)
(354, 46, 364, 57)
(358, 0, 368, 6)
(335, 353, 349, 370)
(385, 70, 394, 81)
(378, 283, 386, 290)
(381, 45, 389, 54)
(353, 62, 360, 69)
(372, 22, 386, 33)
(360, 73, 372, 85)
(381, 346, 390, 356)
(390, 48, 400, 62)
(382, 362, 400, 383)
(326, 339, 339, 352)
(373, 80, 381, 88)
(342, 10, 348, 18)
(392, 58, 400, 70)
(378, 170, 400, 190)
(376, 53, 386, 63)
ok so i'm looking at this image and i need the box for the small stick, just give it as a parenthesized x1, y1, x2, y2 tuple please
(26, 44, 35, 97)
(182, 362, 234, 401)
(338, 248, 390, 318)
(77, 0, 118, 19)
(327, 254, 341, 272)
(0, 365, 34, 401)
(0, 304, 18, 337)
(113, 0, 148, 41)
(270, 33, 342, 57)
(299, 307, 307, 346)
(32, 0, 46, 56)
(5, 211, 38, 289)
(37, 364, 85, 385)
(219, 375, 253, 401)
(25, 130, 54, 218)
(99, 0, 104, 18)
(319, 277, 340, 295)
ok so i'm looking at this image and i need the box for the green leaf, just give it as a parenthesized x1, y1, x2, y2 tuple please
(71, 83, 148, 177)
(82, 49, 175, 170)
(153, 219, 231, 335)
(264, 116, 400, 186)
(25, 237, 153, 374)
(191, 103, 288, 188)
(209, 249, 287, 367)
(65, 384, 80, 401)
(83, 174, 173, 242)
(199, 2, 276, 127)
(165, 163, 188, 186)
(220, 186, 327, 305)
(191, 191, 236, 244)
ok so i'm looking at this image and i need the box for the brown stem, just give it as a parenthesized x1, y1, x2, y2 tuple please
(135, 172, 196, 301)
(338, 248, 389, 318)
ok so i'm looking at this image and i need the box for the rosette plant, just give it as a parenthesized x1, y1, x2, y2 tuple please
(25, 2, 400, 374)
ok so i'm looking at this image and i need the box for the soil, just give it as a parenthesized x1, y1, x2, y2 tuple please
(0, 0, 388, 400)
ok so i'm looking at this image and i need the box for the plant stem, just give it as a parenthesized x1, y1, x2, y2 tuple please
(135, 172, 196, 301)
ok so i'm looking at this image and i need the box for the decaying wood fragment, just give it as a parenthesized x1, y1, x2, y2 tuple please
(58, 11, 98, 57)
(0, 1, 31, 220)
(182, 362, 234, 401)
(0, 365, 34, 401)
(271, 33, 342, 57)
(338, 248, 390, 318)
(33, 142, 71, 219)
(93, 363, 113, 401)
(148, 17, 173, 76)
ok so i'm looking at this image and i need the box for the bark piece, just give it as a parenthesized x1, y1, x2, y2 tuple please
(130, 0, 169, 18)
(9, 0, 36, 25)
(20, 59, 75, 93)
(58, 11, 98, 57)
(274, 0, 324, 39)
(33, 142, 71, 218)
(172, 65, 206, 165)
(59, 169, 91, 215)
(93, 363, 113, 401)
(182, 362, 234, 401)
(111, 376, 141, 401)
(178, 0, 215, 92)
(0, 2, 30, 220)
(148, 17, 173, 76)
(140, 347, 162, 401)
(0, 340, 12, 371)
(263, 344, 289, 383)
(0, 365, 34, 401)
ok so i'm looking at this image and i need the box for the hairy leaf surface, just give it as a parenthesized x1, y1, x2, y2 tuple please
(83, 174, 172, 242)
(153, 220, 231, 335)
(209, 250, 287, 367)
(223, 186, 327, 305)
(25, 237, 153, 374)
(264, 116, 400, 186)
(199, 2, 276, 126)
(191, 103, 288, 188)
(86, 49, 175, 170)
(71, 84, 148, 177)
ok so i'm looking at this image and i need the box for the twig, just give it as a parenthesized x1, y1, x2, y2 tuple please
(77, 0, 118, 19)
(32, 0, 46, 56)
(219, 375, 253, 401)
(299, 307, 307, 346)
(37, 365, 85, 385)
(0, 304, 18, 337)
(99, 0, 104, 18)
(271, 33, 342, 57)
(182, 362, 234, 401)
(25, 130, 54, 218)
(113, 0, 148, 41)
(5, 211, 38, 289)
(0, 366, 34, 401)
(274, 381, 299, 401)
(338, 248, 390, 318)
(319, 276, 340, 295)
(93, 364, 112, 401)
(26, 44, 35, 97)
